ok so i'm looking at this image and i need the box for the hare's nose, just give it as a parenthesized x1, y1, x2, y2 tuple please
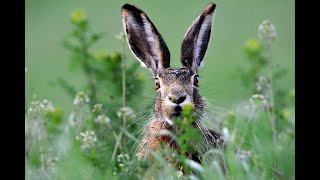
(169, 95, 186, 104)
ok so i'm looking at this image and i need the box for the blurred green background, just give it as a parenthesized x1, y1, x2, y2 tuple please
(25, 0, 294, 116)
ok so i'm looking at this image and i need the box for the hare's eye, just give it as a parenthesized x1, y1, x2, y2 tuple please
(155, 78, 160, 90)
(194, 75, 199, 87)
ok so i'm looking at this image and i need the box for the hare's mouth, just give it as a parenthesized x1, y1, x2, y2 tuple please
(164, 105, 183, 126)
(172, 106, 183, 117)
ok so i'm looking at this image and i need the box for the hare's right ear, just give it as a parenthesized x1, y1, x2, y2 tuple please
(180, 3, 216, 73)
(121, 4, 170, 76)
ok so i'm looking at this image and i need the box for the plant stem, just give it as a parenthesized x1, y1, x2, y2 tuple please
(36, 118, 46, 180)
(110, 126, 124, 161)
(265, 45, 276, 143)
(79, 33, 96, 108)
(121, 40, 126, 109)
(111, 131, 123, 161)
(268, 68, 276, 143)
(121, 38, 127, 150)
(77, 106, 83, 134)
(25, 96, 28, 114)
(111, 37, 127, 161)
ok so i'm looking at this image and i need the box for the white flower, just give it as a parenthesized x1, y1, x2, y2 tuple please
(176, 171, 183, 178)
(255, 76, 269, 92)
(42, 99, 55, 112)
(77, 130, 97, 151)
(116, 153, 130, 168)
(116, 106, 135, 119)
(258, 20, 277, 45)
(222, 127, 231, 142)
(27, 98, 55, 115)
(73, 91, 90, 106)
(80, 132, 85, 137)
(124, 154, 129, 160)
(105, 116, 111, 124)
(115, 31, 125, 40)
(95, 114, 111, 125)
(46, 156, 59, 170)
(92, 103, 103, 112)
(249, 94, 269, 109)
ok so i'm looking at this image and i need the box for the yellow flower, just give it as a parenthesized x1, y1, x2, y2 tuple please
(281, 108, 290, 120)
(244, 38, 261, 56)
(289, 88, 295, 99)
(70, 9, 87, 25)
(93, 50, 109, 62)
(182, 102, 195, 116)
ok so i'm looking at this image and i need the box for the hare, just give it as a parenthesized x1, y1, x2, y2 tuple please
(121, 2, 225, 167)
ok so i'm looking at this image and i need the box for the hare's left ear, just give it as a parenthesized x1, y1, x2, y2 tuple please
(180, 3, 216, 73)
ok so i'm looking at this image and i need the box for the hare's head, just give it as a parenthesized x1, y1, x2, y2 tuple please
(121, 3, 216, 123)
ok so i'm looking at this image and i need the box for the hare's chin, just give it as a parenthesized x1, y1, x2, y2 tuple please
(165, 118, 174, 126)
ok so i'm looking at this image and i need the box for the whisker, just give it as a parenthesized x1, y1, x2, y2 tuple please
(195, 120, 210, 145)
(199, 115, 223, 129)
(205, 110, 228, 119)
(204, 103, 231, 111)
(130, 116, 155, 154)
(195, 109, 224, 130)
(126, 113, 152, 129)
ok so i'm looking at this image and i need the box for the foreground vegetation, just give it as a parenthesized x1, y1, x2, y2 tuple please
(25, 10, 295, 179)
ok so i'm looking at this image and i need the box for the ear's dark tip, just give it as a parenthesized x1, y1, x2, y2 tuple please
(122, 4, 134, 10)
(121, 4, 143, 15)
(203, 2, 216, 15)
